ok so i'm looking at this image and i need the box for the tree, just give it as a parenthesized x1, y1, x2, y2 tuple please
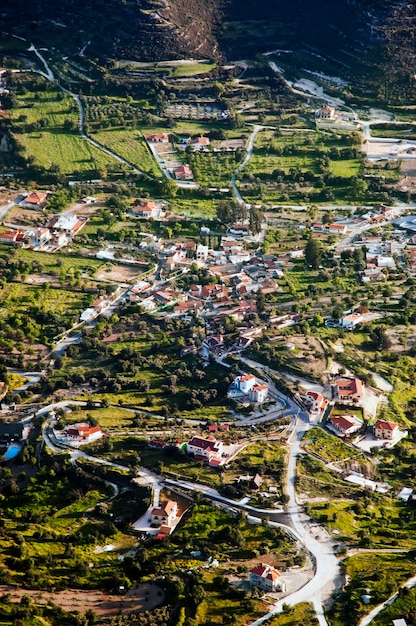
(304, 236, 322, 269)
(162, 178, 178, 197)
(249, 205, 264, 235)
(256, 288, 266, 313)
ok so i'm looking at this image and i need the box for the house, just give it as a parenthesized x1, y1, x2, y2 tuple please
(303, 390, 328, 417)
(249, 384, 269, 403)
(228, 224, 249, 237)
(31, 227, 52, 246)
(339, 313, 364, 330)
(81, 196, 96, 204)
(203, 335, 224, 354)
(0, 229, 25, 244)
(0, 420, 30, 442)
(190, 136, 210, 150)
(249, 563, 286, 592)
(234, 374, 256, 393)
(315, 106, 336, 119)
(392, 620, 408, 626)
(328, 223, 347, 235)
(187, 435, 223, 461)
(145, 133, 169, 143)
(66, 423, 103, 443)
(335, 377, 364, 401)
(150, 500, 178, 527)
(374, 419, 398, 440)
(47, 213, 86, 236)
(131, 200, 158, 219)
(25, 191, 48, 208)
(196, 244, 209, 262)
(328, 414, 363, 437)
(173, 165, 193, 180)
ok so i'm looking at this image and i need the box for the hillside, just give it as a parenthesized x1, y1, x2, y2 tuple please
(2, 0, 416, 103)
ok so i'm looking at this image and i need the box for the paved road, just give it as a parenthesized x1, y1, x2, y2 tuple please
(231, 124, 264, 206)
(0, 196, 24, 221)
(8, 369, 46, 392)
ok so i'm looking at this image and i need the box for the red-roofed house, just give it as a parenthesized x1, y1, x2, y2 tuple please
(174, 165, 193, 180)
(374, 419, 398, 440)
(146, 133, 169, 143)
(66, 423, 103, 443)
(25, 191, 48, 208)
(335, 377, 364, 402)
(131, 200, 158, 219)
(249, 563, 286, 592)
(304, 390, 327, 417)
(151, 500, 178, 528)
(329, 415, 362, 437)
(235, 374, 256, 394)
(249, 384, 269, 404)
(187, 435, 223, 461)
(0, 230, 25, 244)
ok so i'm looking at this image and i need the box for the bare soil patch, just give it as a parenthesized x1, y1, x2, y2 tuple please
(95, 265, 144, 283)
(283, 334, 327, 378)
(7, 205, 45, 225)
(385, 323, 416, 353)
(0, 189, 25, 205)
(24, 273, 60, 286)
(397, 161, 416, 189)
(0, 583, 164, 616)
(67, 200, 106, 218)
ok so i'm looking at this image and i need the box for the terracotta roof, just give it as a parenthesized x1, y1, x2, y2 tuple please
(250, 563, 281, 579)
(375, 419, 397, 431)
(335, 377, 363, 396)
(26, 191, 47, 205)
(239, 374, 256, 382)
(330, 415, 359, 432)
(188, 435, 220, 450)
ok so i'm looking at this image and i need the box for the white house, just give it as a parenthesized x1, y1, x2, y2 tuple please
(339, 313, 363, 330)
(249, 563, 286, 592)
(235, 374, 256, 394)
(249, 384, 269, 403)
(196, 244, 209, 262)
(151, 500, 178, 527)
(66, 423, 103, 443)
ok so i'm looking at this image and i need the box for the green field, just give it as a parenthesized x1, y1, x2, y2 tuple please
(11, 86, 120, 174)
(92, 129, 161, 176)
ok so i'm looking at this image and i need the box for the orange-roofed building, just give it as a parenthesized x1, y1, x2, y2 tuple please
(151, 500, 178, 527)
(329, 414, 362, 437)
(335, 377, 364, 402)
(249, 563, 286, 592)
(374, 419, 398, 440)
(25, 191, 48, 208)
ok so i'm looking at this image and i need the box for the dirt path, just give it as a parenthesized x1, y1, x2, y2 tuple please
(0, 583, 164, 616)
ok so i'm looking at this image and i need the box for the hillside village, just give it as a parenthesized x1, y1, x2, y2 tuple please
(2, 24, 416, 626)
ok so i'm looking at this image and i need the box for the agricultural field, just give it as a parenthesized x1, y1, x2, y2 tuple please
(9, 80, 120, 175)
(92, 129, 161, 177)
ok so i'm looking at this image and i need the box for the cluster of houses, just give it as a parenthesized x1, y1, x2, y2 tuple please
(121, 230, 297, 322)
(0, 209, 87, 252)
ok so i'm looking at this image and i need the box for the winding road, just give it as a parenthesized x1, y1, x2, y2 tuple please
(27, 44, 146, 176)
